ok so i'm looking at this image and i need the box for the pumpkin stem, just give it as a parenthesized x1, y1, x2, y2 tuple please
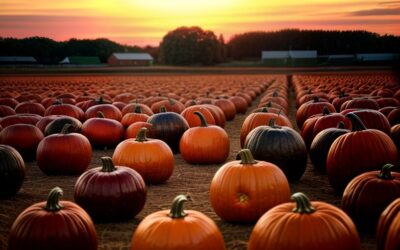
(261, 107, 268, 113)
(322, 106, 331, 116)
(101, 157, 116, 172)
(54, 98, 62, 105)
(134, 105, 142, 114)
(45, 187, 64, 212)
(169, 194, 192, 218)
(378, 164, 395, 180)
(194, 111, 208, 127)
(291, 192, 315, 214)
(98, 95, 104, 104)
(272, 91, 279, 97)
(266, 102, 272, 108)
(345, 113, 366, 131)
(169, 99, 176, 106)
(60, 124, 74, 134)
(337, 121, 345, 129)
(96, 111, 105, 118)
(136, 127, 149, 142)
(160, 106, 167, 113)
(238, 149, 257, 164)
(313, 96, 319, 103)
(268, 118, 276, 127)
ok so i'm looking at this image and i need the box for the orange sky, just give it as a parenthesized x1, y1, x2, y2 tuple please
(1, 0, 399, 46)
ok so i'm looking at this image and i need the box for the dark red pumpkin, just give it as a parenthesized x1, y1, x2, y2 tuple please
(44, 116, 82, 136)
(341, 164, 400, 232)
(0, 145, 25, 198)
(121, 106, 149, 128)
(85, 104, 122, 121)
(327, 113, 398, 193)
(74, 157, 146, 222)
(36, 124, 92, 175)
(376, 198, 400, 250)
(340, 98, 380, 111)
(349, 109, 391, 135)
(212, 98, 236, 121)
(388, 108, 400, 126)
(0, 105, 16, 117)
(15, 102, 46, 116)
(0, 114, 42, 128)
(180, 111, 229, 164)
(45, 102, 85, 121)
(390, 124, 400, 155)
(244, 119, 307, 182)
(296, 97, 336, 128)
(8, 187, 97, 250)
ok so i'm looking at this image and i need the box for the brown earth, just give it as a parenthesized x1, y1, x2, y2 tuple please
(0, 74, 377, 250)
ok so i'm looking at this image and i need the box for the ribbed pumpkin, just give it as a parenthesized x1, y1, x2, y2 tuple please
(74, 157, 146, 222)
(310, 122, 349, 172)
(0, 124, 44, 161)
(0, 114, 42, 128)
(180, 111, 229, 164)
(212, 98, 236, 121)
(340, 98, 380, 111)
(209, 149, 290, 223)
(248, 192, 361, 250)
(349, 109, 391, 135)
(121, 103, 154, 116)
(202, 104, 226, 128)
(147, 106, 189, 153)
(36, 124, 92, 175)
(0, 145, 25, 198)
(120, 106, 149, 128)
(0, 105, 16, 117)
(112, 128, 174, 184)
(131, 194, 225, 250)
(124, 121, 154, 139)
(296, 97, 336, 128)
(390, 124, 400, 155)
(327, 113, 398, 193)
(15, 102, 46, 116)
(244, 119, 307, 182)
(44, 102, 85, 121)
(341, 164, 400, 232)
(44, 116, 82, 136)
(8, 187, 97, 250)
(151, 99, 185, 114)
(81, 112, 124, 148)
(376, 198, 400, 250)
(85, 104, 122, 121)
(240, 108, 292, 148)
(180, 105, 216, 127)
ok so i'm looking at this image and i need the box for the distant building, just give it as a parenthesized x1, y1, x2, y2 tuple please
(0, 56, 38, 65)
(59, 56, 101, 65)
(355, 53, 400, 62)
(261, 50, 317, 66)
(108, 53, 153, 66)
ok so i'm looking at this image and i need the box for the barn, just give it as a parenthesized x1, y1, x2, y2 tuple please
(0, 56, 38, 65)
(261, 50, 317, 66)
(108, 53, 153, 66)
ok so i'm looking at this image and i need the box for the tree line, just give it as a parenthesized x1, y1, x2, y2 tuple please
(1, 28, 399, 65)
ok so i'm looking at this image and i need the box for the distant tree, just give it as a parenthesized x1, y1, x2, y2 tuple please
(159, 26, 221, 65)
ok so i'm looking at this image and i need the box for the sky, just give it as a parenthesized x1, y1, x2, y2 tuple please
(1, 0, 400, 46)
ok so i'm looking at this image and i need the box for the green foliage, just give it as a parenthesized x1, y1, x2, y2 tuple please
(159, 26, 226, 66)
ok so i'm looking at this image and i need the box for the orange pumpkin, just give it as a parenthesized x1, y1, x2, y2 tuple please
(376, 198, 400, 250)
(131, 194, 225, 250)
(248, 192, 361, 250)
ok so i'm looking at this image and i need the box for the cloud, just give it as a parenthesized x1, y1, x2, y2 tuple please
(378, 1, 400, 5)
(349, 7, 400, 16)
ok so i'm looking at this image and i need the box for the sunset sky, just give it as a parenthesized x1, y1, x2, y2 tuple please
(1, 0, 400, 46)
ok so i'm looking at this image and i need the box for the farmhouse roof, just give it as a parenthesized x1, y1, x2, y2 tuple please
(59, 56, 101, 64)
(0, 56, 37, 63)
(112, 53, 153, 61)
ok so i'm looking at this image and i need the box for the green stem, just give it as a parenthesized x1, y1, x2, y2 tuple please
(345, 113, 367, 131)
(272, 91, 279, 97)
(96, 111, 105, 118)
(160, 106, 167, 113)
(60, 124, 73, 134)
(291, 192, 315, 214)
(194, 111, 208, 127)
(101, 157, 116, 172)
(378, 164, 395, 180)
(98, 96, 104, 104)
(322, 106, 331, 115)
(169, 194, 191, 218)
(135, 127, 148, 142)
(337, 121, 345, 129)
(238, 149, 257, 164)
(45, 187, 64, 212)
(169, 99, 176, 106)
(134, 106, 142, 114)
(313, 96, 319, 103)
(261, 107, 268, 113)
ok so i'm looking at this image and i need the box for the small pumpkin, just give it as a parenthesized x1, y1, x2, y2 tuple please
(210, 149, 290, 223)
(74, 157, 146, 222)
(341, 164, 400, 232)
(8, 187, 97, 250)
(85, 103, 122, 121)
(113, 127, 174, 184)
(248, 192, 361, 250)
(180, 105, 216, 127)
(0, 145, 25, 199)
(131, 194, 225, 250)
(180, 111, 229, 164)
(121, 105, 149, 128)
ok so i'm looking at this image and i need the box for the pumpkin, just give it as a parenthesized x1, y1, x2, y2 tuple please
(0, 145, 25, 198)
(44, 102, 85, 121)
(74, 157, 146, 222)
(81, 112, 124, 148)
(229, 96, 248, 114)
(121, 103, 154, 116)
(151, 99, 185, 114)
(35, 115, 65, 133)
(340, 98, 380, 111)
(0, 105, 16, 117)
(121, 105, 149, 128)
(180, 111, 229, 164)
(244, 119, 307, 182)
(8, 187, 97, 250)
(348, 109, 391, 135)
(180, 105, 216, 127)
(376, 198, 400, 250)
(113, 127, 174, 184)
(85, 104, 122, 121)
(296, 97, 336, 128)
(44, 116, 82, 136)
(0, 114, 42, 128)
(124, 121, 154, 139)
(212, 98, 236, 121)
(240, 108, 292, 148)
(0, 97, 18, 108)
(341, 164, 400, 232)
(327, 113, 398, 193)
(202, 104, 226, 128)
(131, 194, 225, 250)
(388, 108, 400, 126)
(147, 106, 189, 153)
(390, 124, 400, 154)
(15, 102, 46, 116)
(310, 122, 349, 172)
(0, 124, 44, 161)
(209, 149, 290, 223)
(248, 192, 361, 250)
(36, 124, 92, 175)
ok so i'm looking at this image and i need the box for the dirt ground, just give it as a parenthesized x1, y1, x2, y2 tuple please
(0, 75, 377, 250)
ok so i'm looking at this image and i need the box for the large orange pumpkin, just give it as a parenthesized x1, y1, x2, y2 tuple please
(248, 192, 361, 250)
(131, 194, 225, 250)
(209, 149, 290, 223)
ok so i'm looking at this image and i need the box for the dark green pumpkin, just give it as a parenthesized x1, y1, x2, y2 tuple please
(147, 107, 189, 153)
(0, 144, 25, 199)
(244, 119, 307, 182)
